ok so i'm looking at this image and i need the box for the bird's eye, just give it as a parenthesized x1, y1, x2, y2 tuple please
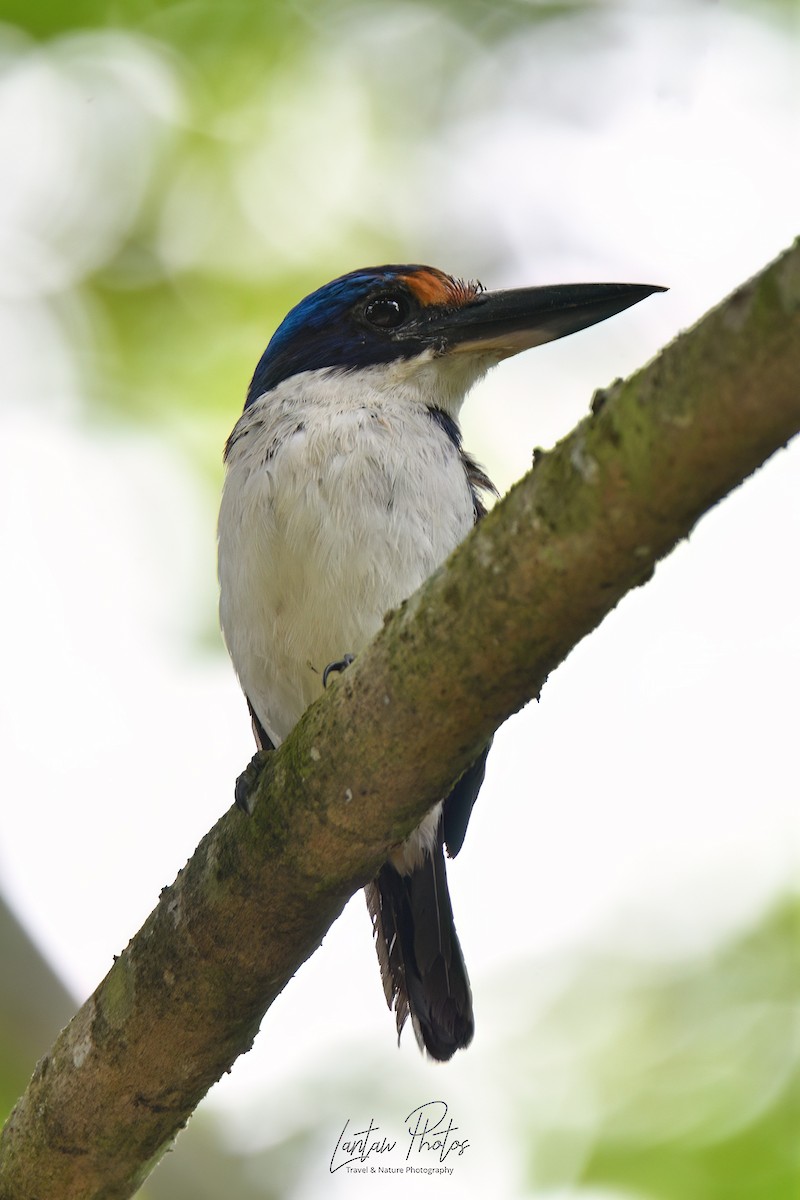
(363, 294, 410, 330)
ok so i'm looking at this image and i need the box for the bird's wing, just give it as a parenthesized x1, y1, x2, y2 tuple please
(247, 697, 275, 752)
(442, 741, 491, 858)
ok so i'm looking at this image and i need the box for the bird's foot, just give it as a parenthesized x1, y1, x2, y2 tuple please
(323, 653, 355, 688)
(234, 749, 272, 815)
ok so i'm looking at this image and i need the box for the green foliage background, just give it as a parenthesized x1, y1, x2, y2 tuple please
(0, 1, 797, 1197)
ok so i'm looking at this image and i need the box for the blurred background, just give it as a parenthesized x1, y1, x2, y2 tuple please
(0, 0, 798, 1196)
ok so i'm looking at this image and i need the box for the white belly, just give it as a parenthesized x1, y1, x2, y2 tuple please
(218, 369, 475, 747)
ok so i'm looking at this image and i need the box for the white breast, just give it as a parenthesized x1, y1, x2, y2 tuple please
(218, 365, 477, 747)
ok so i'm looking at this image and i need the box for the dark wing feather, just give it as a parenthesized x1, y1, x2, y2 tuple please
(442, 742, 491, 858)
(247, 697, 275, 752)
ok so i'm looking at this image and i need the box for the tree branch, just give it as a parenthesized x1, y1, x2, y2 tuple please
(2, 240, 799, 1200)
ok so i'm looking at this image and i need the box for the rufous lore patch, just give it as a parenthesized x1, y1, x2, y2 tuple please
(400, 268, 482, 308)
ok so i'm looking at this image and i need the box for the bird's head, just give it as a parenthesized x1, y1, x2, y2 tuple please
(246, 264, 664, 411)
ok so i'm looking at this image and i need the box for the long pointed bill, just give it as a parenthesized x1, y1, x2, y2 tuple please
(420, 282, 666, 357)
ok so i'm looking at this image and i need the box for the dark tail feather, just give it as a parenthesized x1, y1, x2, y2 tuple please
(365, 829, 474, 1062)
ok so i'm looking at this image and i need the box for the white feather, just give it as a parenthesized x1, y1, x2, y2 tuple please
(218, 354, 490, 867)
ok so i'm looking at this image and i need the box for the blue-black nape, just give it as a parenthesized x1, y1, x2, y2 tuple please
(245, 265, 432, 407)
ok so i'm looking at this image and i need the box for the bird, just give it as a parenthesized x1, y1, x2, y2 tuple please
(218, 264, 664, 1061)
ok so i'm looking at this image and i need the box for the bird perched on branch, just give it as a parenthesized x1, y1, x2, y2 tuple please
(218, 264, 663, 1060)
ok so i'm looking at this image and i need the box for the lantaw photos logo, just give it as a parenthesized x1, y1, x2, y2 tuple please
(329, 1100, 470, 1177)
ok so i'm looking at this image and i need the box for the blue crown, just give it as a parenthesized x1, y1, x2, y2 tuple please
(245, 265, 476, 405)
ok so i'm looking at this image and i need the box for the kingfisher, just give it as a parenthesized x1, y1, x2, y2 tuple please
(218, 264, 663, 1061)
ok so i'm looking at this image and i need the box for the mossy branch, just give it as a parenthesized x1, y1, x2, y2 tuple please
(2, 240, 799, 1200)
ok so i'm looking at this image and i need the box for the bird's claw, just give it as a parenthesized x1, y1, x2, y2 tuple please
(323, 653, 355, 688)
(234, 748, 272, 815)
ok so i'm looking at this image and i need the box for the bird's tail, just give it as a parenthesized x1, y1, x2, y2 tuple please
(365, 825, 473, 1061)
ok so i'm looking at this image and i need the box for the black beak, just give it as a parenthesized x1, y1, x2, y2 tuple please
(418, 281, 666, 357)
